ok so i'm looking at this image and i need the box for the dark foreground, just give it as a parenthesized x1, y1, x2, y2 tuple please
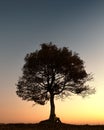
(1, 123, 104, 130)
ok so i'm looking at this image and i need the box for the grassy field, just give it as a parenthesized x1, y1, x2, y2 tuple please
(1, 123, 104, 130)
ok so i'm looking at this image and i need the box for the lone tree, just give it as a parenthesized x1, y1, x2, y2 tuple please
(16, 43, 94, 123)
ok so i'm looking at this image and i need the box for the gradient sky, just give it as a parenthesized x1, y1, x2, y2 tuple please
(1, 0, 104, 124)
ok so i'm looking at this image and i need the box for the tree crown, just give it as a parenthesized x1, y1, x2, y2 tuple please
(16, 43, 95, 105)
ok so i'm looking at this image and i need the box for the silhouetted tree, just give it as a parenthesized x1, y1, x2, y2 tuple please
(16, 43, 95, 123)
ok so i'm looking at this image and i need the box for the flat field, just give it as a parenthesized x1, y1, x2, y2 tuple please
(0, 123, 104, 130)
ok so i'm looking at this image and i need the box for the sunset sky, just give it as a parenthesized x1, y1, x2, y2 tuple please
(1, 0, 104, 124)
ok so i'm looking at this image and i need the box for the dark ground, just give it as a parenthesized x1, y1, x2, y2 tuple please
(0, 123, 104, 130)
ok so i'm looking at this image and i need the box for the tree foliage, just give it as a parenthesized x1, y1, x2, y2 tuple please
(16, 43, 94, 106)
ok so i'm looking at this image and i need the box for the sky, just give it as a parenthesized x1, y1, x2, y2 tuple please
(0, 0, 104, 124)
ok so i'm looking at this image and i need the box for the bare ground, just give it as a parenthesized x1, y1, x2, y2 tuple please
(0, 123, 104, 130)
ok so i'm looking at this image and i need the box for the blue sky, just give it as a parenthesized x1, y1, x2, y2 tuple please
(0, 0, 104, 56)
(1, 0, 104, 124)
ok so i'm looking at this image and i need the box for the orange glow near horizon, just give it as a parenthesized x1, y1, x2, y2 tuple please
(1, 81, 104, 125)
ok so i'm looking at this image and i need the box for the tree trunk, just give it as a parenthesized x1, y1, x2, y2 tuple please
(49, 92, 56, 122)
